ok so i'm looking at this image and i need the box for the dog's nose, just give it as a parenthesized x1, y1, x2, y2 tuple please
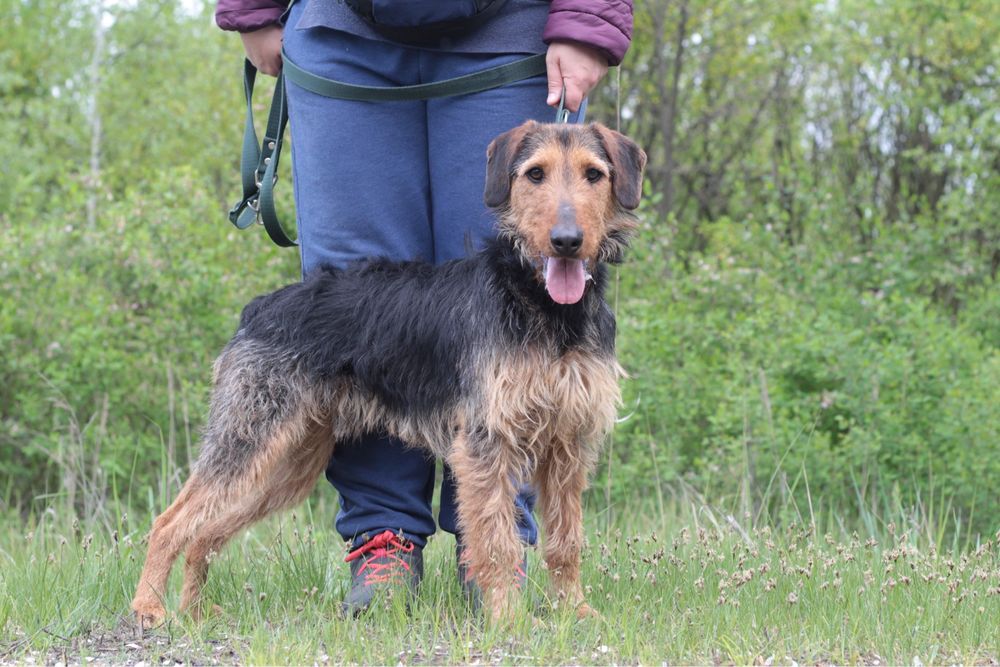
(550, 222, 583, 257)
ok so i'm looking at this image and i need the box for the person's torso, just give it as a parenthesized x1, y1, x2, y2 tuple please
(294, 0, 551, 54)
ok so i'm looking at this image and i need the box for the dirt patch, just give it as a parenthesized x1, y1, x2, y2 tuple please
(1, 618, 244, 667)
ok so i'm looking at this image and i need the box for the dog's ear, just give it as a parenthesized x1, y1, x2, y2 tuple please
(592, 124, 647, 210)
(484, 121, 536, 208)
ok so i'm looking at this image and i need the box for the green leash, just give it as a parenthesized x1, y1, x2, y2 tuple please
(229, 51, 549, 248)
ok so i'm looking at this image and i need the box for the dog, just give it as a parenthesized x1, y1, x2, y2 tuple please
(130, 120, 646, 627)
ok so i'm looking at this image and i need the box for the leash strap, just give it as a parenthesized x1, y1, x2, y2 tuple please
(228, 60, 295, 246)
(229, 51, 567, 248)
(281, 49, 546, 102)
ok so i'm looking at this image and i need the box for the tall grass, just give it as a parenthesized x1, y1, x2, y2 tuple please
(2, 479, 998, 665)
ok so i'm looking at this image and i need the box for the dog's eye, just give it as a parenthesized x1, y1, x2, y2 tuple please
(526, 167, 544, 183)
(586, 168, 605, 183)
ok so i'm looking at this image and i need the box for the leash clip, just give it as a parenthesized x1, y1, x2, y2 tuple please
(555, 85, 570, 124)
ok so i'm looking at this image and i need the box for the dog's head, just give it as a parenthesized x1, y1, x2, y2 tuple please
(485, 121, 646, 305)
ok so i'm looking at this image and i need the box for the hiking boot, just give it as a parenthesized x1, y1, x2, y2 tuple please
(456, 537, 527, 611)
(342, 530, 422, 616)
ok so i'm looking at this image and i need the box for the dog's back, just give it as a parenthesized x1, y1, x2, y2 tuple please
(232, 243, 617, 415)
(235, 256, 485, 412)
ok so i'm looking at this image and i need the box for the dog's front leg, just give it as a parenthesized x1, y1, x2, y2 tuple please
(447, 426, 525, 623)
(536, 446, 598, 619)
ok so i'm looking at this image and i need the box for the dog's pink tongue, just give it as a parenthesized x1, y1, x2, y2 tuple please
(544, 258, 587, 305)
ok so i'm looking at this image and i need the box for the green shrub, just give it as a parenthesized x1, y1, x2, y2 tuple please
(608, 214, 1000, 534)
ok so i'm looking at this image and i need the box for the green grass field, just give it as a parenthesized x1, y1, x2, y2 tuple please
(3, 2, 998, 664)
(2, 494, 998, 665)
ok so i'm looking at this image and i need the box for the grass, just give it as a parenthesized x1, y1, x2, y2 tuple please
(1, 493, 998, 665)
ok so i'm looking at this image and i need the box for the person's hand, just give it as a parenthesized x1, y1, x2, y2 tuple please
(545, 42, 609, 112)
(240, 24, 284, 76)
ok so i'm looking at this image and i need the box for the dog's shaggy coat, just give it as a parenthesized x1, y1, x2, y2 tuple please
(131, 121, 646, 626)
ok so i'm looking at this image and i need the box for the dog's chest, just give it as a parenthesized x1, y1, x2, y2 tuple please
(478, 348, 622, 451)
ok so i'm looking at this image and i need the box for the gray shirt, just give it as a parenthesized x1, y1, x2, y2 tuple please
(295, 0, 551, 54)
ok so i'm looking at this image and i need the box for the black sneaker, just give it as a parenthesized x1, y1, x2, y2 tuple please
(342, 530, 422, 616)
(456, 537, 527, 611)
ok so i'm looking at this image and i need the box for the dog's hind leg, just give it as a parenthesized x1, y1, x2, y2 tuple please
(131, 474, 219, 629)
(132, 340, 332, 628)
(177, 414, 334, 619)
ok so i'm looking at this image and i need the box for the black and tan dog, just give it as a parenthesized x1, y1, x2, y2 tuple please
(131, 121, 646, 627)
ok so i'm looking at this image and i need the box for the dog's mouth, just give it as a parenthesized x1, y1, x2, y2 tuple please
(542, 256, 593, 305)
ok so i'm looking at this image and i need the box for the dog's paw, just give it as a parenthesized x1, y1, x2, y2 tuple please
(133, 604, 166, 631)
(575, 602, 601, 620)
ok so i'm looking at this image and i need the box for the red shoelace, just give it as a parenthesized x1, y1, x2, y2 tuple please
(344, 530, 414, 585)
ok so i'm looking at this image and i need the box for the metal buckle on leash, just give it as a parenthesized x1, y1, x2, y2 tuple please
(555, 85, 570, 124)
(253, 175, 278, 189)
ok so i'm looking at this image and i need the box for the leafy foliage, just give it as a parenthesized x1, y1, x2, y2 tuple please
(610, 215, 999, 532)
(1, 0, 997, 540)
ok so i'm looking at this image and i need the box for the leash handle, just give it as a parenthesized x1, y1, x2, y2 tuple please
(228, 59, 298, 247)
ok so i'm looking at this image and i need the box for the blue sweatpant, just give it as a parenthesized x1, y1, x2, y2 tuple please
(283, 4, 584, 548)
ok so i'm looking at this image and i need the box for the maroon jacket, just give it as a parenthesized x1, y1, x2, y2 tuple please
(215, 0, 633, 65)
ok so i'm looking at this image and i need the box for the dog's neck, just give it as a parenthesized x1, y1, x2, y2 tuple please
(484, 236, 612, 353)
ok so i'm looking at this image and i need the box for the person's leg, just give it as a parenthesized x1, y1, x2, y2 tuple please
(284, 12, 437, 548)
(285, 23, 434, 269)
(423, 49, 586, 545)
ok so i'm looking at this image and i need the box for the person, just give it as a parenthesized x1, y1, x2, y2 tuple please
(214, 0, 633, 613)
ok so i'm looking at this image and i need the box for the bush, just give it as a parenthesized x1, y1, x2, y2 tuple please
(607, 213, 1000, 534)
(0, 167, 297, 514)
